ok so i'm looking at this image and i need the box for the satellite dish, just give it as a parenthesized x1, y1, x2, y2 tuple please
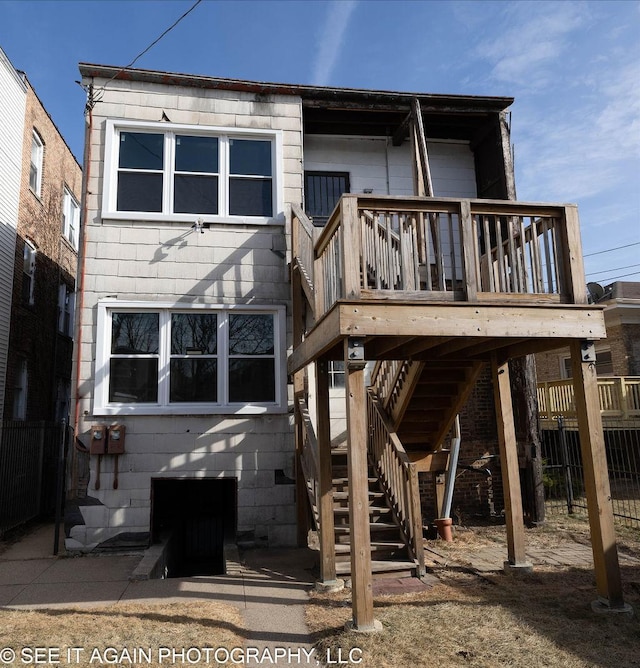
(587, 282, 605, 303)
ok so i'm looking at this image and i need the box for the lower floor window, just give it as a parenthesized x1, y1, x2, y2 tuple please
(95, 302, 285, 415)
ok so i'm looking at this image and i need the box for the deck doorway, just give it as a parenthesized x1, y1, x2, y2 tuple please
(151, 478, 237, 577)
(304, 171, 350, 227)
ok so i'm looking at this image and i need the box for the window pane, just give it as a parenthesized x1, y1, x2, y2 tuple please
(170, 359, 217, 402)
(230, 139, 272, 176)
(229, 359, 275, 402)
(171, 313, 217, 354)
(175, 135, 218, 173)
(229, 314, 274, 355)
(229, 178, 272, 216)
(119, 132, 163, 169)
(111, 313, 159, 354)
(117, 172, 163, 212)
(109, 359, 158, 403)
(174, 175, 218, 214)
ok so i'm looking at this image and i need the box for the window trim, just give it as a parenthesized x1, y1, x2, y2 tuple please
(62, 186, 80, 248)
(102, 120, 284, 225)
(23, 240, 36, 306)
(30, 130, 43, 197)
(94, 300, 287, 415)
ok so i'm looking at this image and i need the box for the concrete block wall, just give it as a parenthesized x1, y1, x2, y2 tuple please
(71, 76, 303, 550)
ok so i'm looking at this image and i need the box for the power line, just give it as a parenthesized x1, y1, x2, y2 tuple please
(586, 262, 640, 277)
(589, 270, 640, 283)
(88, 0, 203, 108)
(584, 241, 640, 257)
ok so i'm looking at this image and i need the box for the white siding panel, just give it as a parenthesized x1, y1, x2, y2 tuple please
(304, 135, 477, 198)
(0, 50, 26, 424)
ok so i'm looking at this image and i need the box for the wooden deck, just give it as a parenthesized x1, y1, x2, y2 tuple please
(290, 193, 627, 628)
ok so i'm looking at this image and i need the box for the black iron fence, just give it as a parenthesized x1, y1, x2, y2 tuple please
(0, 421, 71, 538)
(541, 417, 640, 528)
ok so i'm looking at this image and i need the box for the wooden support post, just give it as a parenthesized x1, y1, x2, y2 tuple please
(570, 340, 626, 610)
(344, 338, 379, 631)
(316, 359, 338, 586)
(491, 353, 530, 569)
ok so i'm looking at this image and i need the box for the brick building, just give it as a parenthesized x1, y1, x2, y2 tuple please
(536, 281, 640, 382)
(3, 68, 82, 423)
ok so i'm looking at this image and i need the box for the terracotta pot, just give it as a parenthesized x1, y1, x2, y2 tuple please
(434, 517, 453, 542)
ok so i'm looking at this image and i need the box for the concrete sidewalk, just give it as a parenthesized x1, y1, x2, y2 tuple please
(0, 523, 317, 666)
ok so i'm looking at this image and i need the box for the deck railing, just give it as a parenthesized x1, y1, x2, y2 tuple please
(538, 377, 640, 422)
(297, 195, 587, 320)
(367, 391, 425, 575)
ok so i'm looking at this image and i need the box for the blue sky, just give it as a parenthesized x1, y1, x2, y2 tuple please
(1, 0, 638, 283)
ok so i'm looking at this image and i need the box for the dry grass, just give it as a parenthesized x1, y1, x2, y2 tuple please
(307, 518, 640, 668)
(0, 601, 244, 667)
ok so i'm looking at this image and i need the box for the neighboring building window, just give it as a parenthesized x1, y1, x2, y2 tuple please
(94, 302, 286, 415)
(562, 349, 614, 378)
(58, 283, 75, 336)
(62, 187, 80, 248)
(13, 358, 28, 420)
(29, 130, 43, 196)
(55, 379, 71, 422)
(328, 361, 345, 389)
(103, 120, 281, 222)
(22, 241, 36, 305)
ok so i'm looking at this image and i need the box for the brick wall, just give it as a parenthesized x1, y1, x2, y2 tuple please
(3, 80, 81, 421)
(420, 366, 504, 524)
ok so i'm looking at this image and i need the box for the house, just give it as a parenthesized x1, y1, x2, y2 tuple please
(537, 281, 640, 381)
(74, 63, 627, 625)
(0, 46, 82, 536)
(0, 47, 26, 429)
(537, 281, 640, 426)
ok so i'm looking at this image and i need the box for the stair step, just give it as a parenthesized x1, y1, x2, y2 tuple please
(335, 559, 417, 577)
(333, 490, 385, 501)
(332, 477, 377, 486)
(335, 506, 391, 516)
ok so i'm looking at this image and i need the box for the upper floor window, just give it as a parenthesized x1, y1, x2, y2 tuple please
(62, 187, 80, 248)
(103, 120, 282, 224)
(30, 131, 43, 197)
(94, 301, 286, 415)
(22, 241, 36, 306)
(58, 283, 75, 337)
(13, 358, 28, 420)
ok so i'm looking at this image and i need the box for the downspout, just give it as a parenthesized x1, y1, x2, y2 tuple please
(434, 415, 461, 542)
(70, 84, 94, 496)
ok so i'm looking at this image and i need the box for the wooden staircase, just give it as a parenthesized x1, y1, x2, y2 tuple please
(397, 360, 484, 457)
(330, 447, 419, 578)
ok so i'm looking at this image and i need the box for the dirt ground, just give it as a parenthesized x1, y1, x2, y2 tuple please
(307, 515, 640, 668)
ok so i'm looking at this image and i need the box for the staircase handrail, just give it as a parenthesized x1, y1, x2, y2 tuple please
(367, 390, 425, 576)
(295, 394, 320, 524)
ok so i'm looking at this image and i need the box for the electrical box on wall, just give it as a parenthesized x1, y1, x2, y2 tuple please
(89, 424, 107, 455)
(106, 424, 126, 454)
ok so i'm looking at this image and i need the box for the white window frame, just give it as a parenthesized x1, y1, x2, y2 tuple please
(62, 187, 80, 248)
(30, 130, 43, 197)
(23, 240, 36, 306)
(102, 120, 284, 225)
(94, 300, 287, 416)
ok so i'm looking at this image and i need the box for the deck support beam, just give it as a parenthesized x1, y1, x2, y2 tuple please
(344, 338, 378, 631)
(491, 354, 530, 569)
(316, 359, 338, 587)
(570, 340, 626, 610)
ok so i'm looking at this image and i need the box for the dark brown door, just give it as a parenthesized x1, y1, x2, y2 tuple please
(304, 171, 350, 226)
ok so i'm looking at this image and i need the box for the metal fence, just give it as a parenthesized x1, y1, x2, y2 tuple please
(541, 417, 640, 528)
(0, 421, 70, 538)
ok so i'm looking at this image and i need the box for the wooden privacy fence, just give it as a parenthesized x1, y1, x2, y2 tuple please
(301, 195, 585, 320)
(538, 377, 640, 424)
(367, 391, 425, 575)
